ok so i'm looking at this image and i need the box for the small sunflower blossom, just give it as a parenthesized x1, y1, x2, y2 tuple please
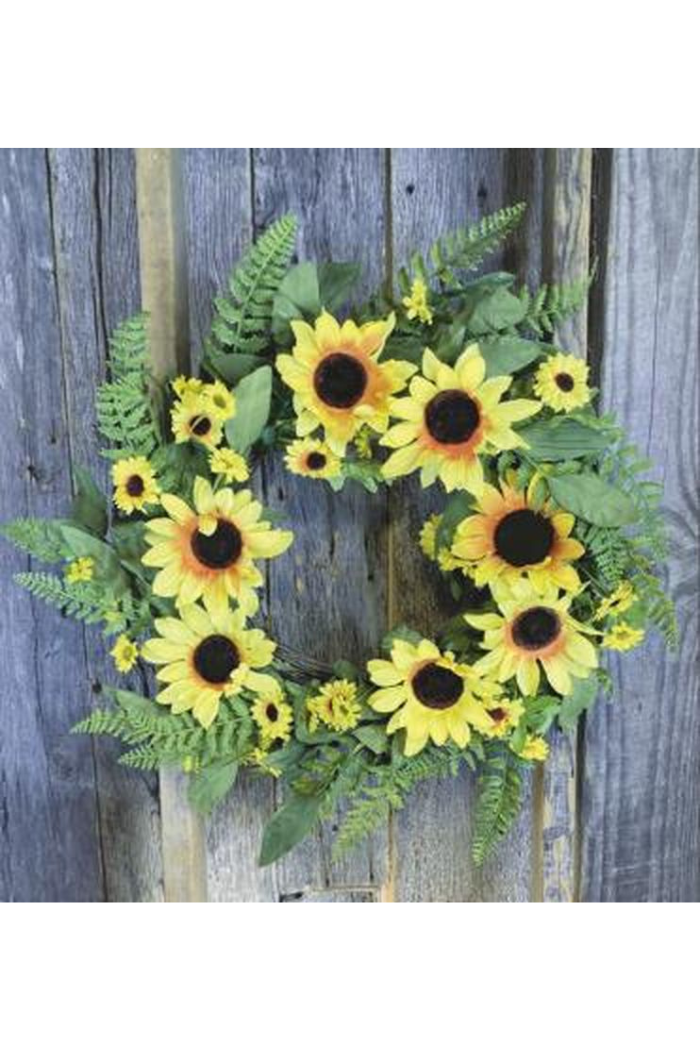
(419, 514, 441, 560)
(142, 597, 279, 729)
(276, 310, 415, 455)
(307, 679, 362, 733)
(601, 623, 645, 651)
(480, 696, 525, 739)
(353, 427, 374, 459)
(594, 581, 636, 621)
(367, 637, 499, 756)
(451, 477, 584, 593)
(203, 380, 236, 422)
(516, 735, 550, 762)
(171, 389, 224, 448)
(64, 557, 94, 584)
(110, 634, 139, 673)
(466, 579, 598, 697)
(209, 447, 249, 484)
(284, 438, 342, 480)
(172, 376, 205, 399)
(402, 278, 433, 325)
(112, 456, 160, 515)
(381, 345, 540, 495)
(251, 685, 294, 744)
(533, 353, 591, 413)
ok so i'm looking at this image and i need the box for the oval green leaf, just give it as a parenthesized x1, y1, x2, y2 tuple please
(225, 366, 273, 453)
(517, 417, 611, 461)
(548, 474, 638, 526)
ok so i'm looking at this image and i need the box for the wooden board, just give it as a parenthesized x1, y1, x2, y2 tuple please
(580, 148, 700, 901)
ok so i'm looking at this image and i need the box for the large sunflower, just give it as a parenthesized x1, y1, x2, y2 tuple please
(380, 345, 540, 494)
(367, 638, 498, 756)
(451, 478, 584, 592)
(142, 478, 293, 615)
(276, 310, 414, 454)
(465, 580, 598, 697)
(142, 597, 278, 728)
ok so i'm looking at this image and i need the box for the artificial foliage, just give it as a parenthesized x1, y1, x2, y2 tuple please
(1, 206, 676, 868)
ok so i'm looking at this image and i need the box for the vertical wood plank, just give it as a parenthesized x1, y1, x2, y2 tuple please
(388, 149, 546, 901)
(135, 148, 208, 903)
(47, 148, 164, 901)
(0, 149, 104, 901)
(539, 149, 592, 903)
(252, 148, 389, 899)
(181, 148, 280, 902)
(580, 148, 699, 901)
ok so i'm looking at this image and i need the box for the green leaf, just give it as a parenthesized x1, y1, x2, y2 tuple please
(277, 262, 320, 316)
(548, 474, 638, 527)
(467, 287, 528, 335)
(435, 491, 474, 549)
(58, 524, 130, 595)
(225, 366, 273, 453)
(353, 724, 390, 755)
(518, 417, 612, 461)
(479, 336, 548, 378)
(558, 677, 598, 731)
(205, 348, 261, 385)
(188, 761, 239, 815)
(380, 624, 423, 654)
(71, 467, 108, 537)
(318, 262, 361, 312)
(259, 790, 324, 866)
(110, 688, 164, 719)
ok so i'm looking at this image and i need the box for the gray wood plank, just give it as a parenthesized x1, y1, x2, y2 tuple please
(47, 148, 164, 902)
(0, 148, 104, 901)
(252, 148, 390, 898)
(581, 148, 700, 901)
(388, 149, 546, 901)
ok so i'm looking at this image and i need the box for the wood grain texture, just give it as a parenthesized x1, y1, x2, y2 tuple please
(538, 149, 592, 902)
(47, 148, 164, 902)
(0, 149, 104, 901)
(388, 149, 546, 901)
(252, 148, 389, 899)
(135, 149, 207, 903)
(580, 148, 699, 901)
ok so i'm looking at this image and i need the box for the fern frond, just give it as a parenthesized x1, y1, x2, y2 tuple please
(96, 313, 160, 458)
(0, 518, 69, 562)
(471, 746, 523, 866)
(519, 274, 592, 336)
(205, 214, 298, 358)
(576, 523, 632, 586)
(14, 571, 143, 634)
(402, 203, 526, 290)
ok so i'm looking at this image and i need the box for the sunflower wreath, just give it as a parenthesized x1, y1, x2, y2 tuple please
(2, 207, 677, 866)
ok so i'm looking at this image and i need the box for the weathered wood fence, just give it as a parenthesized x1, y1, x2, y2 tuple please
(0, 148, 697, 902)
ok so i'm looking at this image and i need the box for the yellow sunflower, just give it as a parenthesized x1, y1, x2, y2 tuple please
(594, 581, 636, 621)
(110, 634, 139, 673)
(381, 345, 540, 494)
(172, 376, 204, 398)
(276, 310, 414, 454)
(451, 478, 584, 593)
(516, 735, 549, 761)
(601, 623, 645, 651)
(465, 580, 598, 697)
(142, 477, 293, 616)
(284, 438, 342, 480)
(171, 390, 224, 447)
(142, 597, 278, 728)
(533, 353, 591, 413)
(209, 447, 249, 484)
(367, 638, 498, 756)
(307, 679, 362, 733)
(402, 278, 433, 325)
(112, 456, 160, 515)
(203, 380, 236, 422)
(480, 696, 525, 739)
(251, 685, 294, 744)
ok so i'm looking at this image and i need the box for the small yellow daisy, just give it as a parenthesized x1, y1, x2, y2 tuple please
(516, 735, 549, 762)
(110, 634, 139, 673)
(64, 557, 94, 584)
(209, 447, 249, 484)
(172, 376, 205, 399)
(533, 353, 591, 413)
(204, 380, 236, 422)
(601, 623, 645, 651)
(112, 456, 160, 515)
(307, 679, 362, 733)
(594, 581, 636, 621)
(402, 278, 433, 325)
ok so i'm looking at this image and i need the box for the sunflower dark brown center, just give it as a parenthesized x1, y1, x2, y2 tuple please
(425, 390, 480, 444)
(191, 520, 242, 569)
(489, 707, 507, 723)
(313, 352, 368, 408)
(126, 474, 145, 497)
(494, 509, 555, 567)
(512, 607, 561, 651)
(265, 703, 279, 722)
(190, 414, 212, 436)
(555, 372, 575, 392)
(306, 451, 327, 471)
(193, 635, 239, 684)
(412, 662, 463, 710)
